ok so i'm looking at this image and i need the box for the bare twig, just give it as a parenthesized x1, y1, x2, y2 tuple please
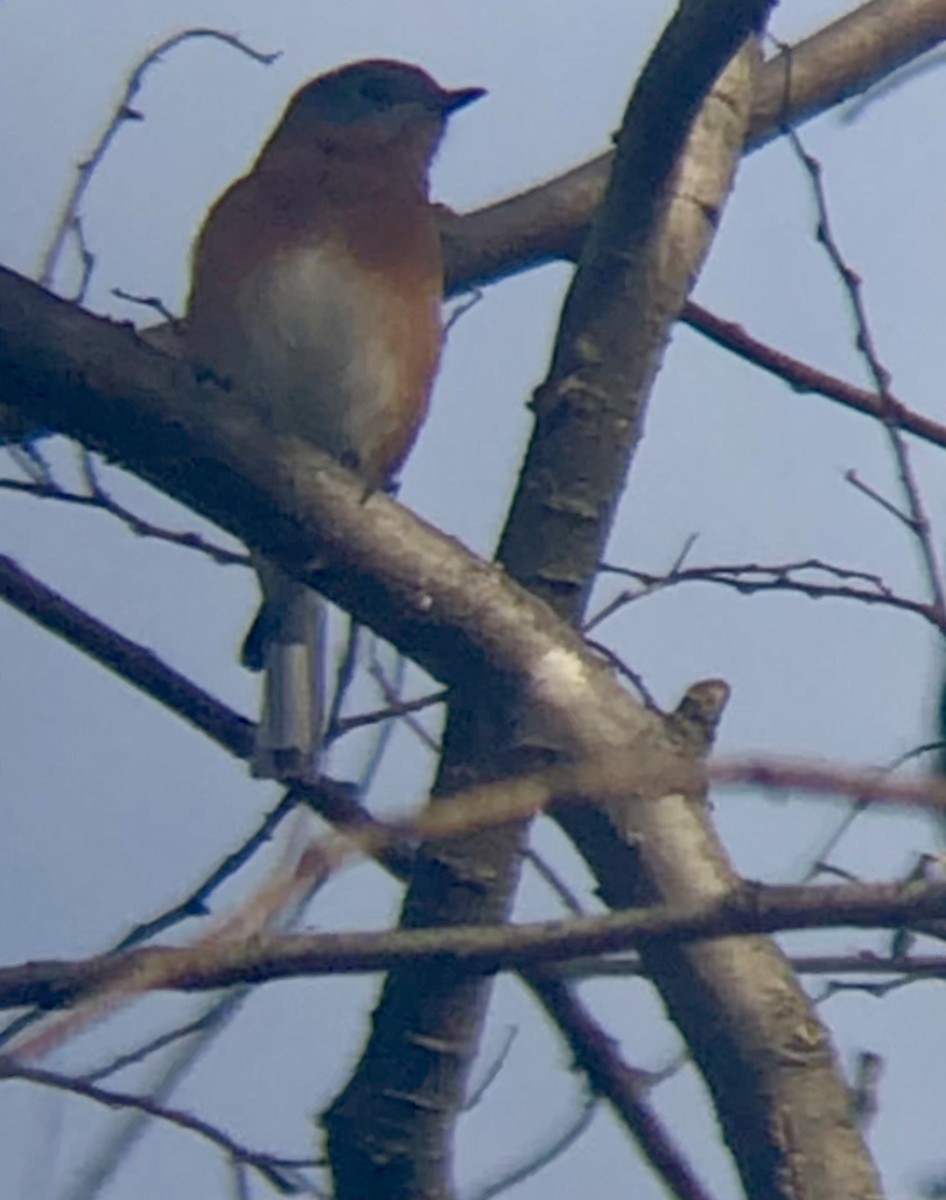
(784, 121, 946, 621)
(64, 970, 322, 1200)
(82, 1006, 231, 1084)
(443, 285, 483, 335)
(583, 638, 658, 708)
(112, 286, 181, 328)
(6, 876, 946, 1010)
(367, 643, 440, 754)
(39, 29, 278, 291)
(67, 213, 95, 304)
(0, 476, 248, 564)
(323, 617, 361, 749)
(710, 755, 946, 810)
(466, 1088, 598, 1200)
(62, 999, 251, 1200)
(359, 642, 413, 790)
(327, 689, 446, 742)
(0, 1059, 310, 1194)
(0, 554, 255, 758)
(113, 791, 300, 951)
(684, 301, 946, 452)
(525, 969, 716, 1200)
(844, 468, 916, 530)
(598, 555, 945, 633)
(3, 439, 53, 485)
(463, 1025, 518, 1111)
(524, 848, 586, 916)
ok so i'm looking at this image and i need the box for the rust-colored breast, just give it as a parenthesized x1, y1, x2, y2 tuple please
(186, 134, 445, 486)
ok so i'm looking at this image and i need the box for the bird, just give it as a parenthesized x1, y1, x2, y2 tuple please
(185, 59, 484, 782)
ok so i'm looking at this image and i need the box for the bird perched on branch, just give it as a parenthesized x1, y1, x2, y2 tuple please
(185, 59, 484, 780)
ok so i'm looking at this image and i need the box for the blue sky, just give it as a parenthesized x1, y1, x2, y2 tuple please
(2, 3, 946, 1197)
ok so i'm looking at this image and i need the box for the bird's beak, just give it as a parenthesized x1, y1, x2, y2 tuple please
(440, 85, 487, 114)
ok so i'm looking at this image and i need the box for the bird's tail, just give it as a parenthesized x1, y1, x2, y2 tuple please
(243, 562, 326, 782)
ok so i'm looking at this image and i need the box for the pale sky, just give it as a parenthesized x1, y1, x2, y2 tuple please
(2, 3, 946, 1198)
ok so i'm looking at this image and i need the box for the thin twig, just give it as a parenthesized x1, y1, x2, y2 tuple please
(443, 285, 483, 335)
(466, 1089, 598, 1200)
(844, 469, 914, 531)
(783, 121, 946, 622)
(525, 848, 586, 916)
(584, 638, 657, 709)
(710, 755, 946, 809)
(0, 1059, 308, 1194)
(586, 534, 698, 631)
(598, 555, 945, 633)
(39, 29, 278, 291)
(4, 440, 53, 485)
(64, 993, 252, 1200)
(113, 791, 300, 951)
(68, 214, 96, 304)
(112, 286, 181, 328)
(359, 643, 411, 791)
(328, 689, 446, 742)
(684, 300, 946, 452)
(523, 969, 716, 1200)
(464, 1025, 518, 1111)
(0, 476, 248, 565)
(367, 644, 440, 754)
(323, 616, 361, 746)
(83, 1007, 229, 1084)
(0, 554, 255, 758)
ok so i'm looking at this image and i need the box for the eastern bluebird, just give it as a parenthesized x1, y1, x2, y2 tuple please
(185, 60, 484, 781)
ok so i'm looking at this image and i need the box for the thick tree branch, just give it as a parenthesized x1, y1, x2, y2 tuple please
(461, 8, 892, 1198)
(441, 0, 946, 294)
(323, 7, 775, 1199)
(2, 5, 931, 1195)
(5, 877, 945, 1010)
(0, 269, 622, 712)
(0, 264, 700, 855)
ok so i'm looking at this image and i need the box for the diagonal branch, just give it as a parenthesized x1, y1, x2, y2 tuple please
(0, 552, 255, 757)
(0, 1059, 308, 1194)
(38, 28, 279, 294)
(1, 5, 932, 1195)
(441, 0, 946, 294)
(524, 968, 716, 1200)
(324, 6, 775, 1200)
(5, 877, 946, 1009)
(683, 301, 946, 452)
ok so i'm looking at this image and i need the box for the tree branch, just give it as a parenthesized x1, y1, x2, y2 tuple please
(524, 968, 716, 1200)
(440, 0, 946, 294)
(3, 5, 933, 1194)
(0, 552, 255, 758)
(683, 301, 946, 453)
(4, 877, 945, 1009)
(323, 6, 774, 1198)
(0, 1059, 307, 1194)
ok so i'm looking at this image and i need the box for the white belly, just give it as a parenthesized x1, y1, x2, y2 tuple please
(231, 245, 417, 478)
